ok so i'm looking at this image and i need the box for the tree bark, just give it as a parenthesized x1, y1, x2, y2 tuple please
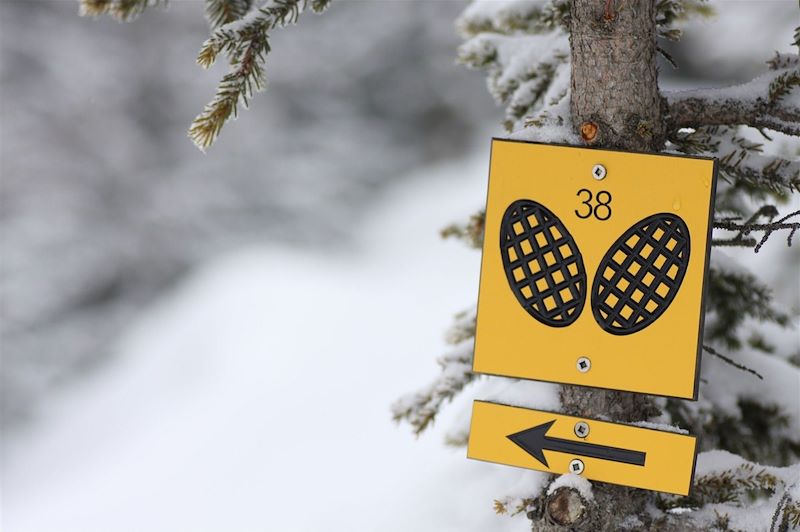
(570, 0, 665, 152)
(531, 1, 667, 529)
(666, 87, 800, 137)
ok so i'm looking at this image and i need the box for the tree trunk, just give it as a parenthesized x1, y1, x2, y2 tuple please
(570, 0, 665, 152)
(531, 1, 669, 529)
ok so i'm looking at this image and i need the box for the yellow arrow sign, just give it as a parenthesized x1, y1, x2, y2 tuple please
(468, 401, 698, 495)
(474, 139, 717, 399)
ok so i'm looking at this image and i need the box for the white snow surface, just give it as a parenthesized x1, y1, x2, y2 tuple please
(696, 450, 800, 483)
(456, 0, 550, 36)
(629, 421, 689, 435)
(664, 63, 796, 106)
(2, 145, 548, 532)
(546, 473, 594, 501)
(690, 451, 800, 532)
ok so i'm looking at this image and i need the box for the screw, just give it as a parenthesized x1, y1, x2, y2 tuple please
(569, 459, 585, 475)
(576, 357, 591, 373)
(574, 421, 590, 438)
(592, 164, 607, 180)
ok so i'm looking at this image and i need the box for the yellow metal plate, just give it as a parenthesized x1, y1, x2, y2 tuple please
(468, 401, 698, 495)
(474, 139, 717, 399)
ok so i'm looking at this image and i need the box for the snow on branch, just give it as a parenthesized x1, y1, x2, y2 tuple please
(458, 32, 570, 133)
(205, 0, 254, 30)
(661, 451, 800, 530)
(456, 0, 568, 37)
(441, 210, 486, 250)
(713, 205, 800, 252)
(79, 0, 163, 22)
(665, 56, 800, 137)
(516, 84, 579, 144)
(704, 250, 790, 350)
(391, 309, 477, 435)
(189, 0, 331, 150)
(670, 126, 800, 195)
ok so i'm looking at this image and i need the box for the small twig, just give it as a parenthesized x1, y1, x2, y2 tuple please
(702, 345, 764, 380)
(657, 46, 678, 69)
(711, 237, 758, 248)
(713, 207, 800, 252)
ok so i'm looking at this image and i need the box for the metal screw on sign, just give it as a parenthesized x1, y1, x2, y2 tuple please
(574, 421, 590, 438)
(576, 357, 591, 373)
(569, 459, 585, 475)
(592, 164, 607, 180)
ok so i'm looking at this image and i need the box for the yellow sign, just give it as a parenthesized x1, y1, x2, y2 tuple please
(474, 140, 717, 399)
(467, 401, 698, 495)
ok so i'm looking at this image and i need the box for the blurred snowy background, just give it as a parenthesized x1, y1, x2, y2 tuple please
(1, 1, 798, 531)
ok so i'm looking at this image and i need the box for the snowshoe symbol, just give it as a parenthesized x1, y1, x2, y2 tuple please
(500, 200, 690, 335)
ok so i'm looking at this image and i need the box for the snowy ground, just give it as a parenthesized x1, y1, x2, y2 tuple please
(4, 136, 799, 531)
(2, 144, 543, 532)
(3, 3, 799, 527)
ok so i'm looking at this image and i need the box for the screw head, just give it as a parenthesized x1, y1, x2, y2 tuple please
(569, 459, 585, 475)
(574, 421, 590, 438)
(576, 357, 591, 373)
(592, 164, 607, 180)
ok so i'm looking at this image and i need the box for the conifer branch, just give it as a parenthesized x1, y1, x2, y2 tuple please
(79, 0, 164, 22)
(701, 345, 763, 380)
(441, 210, 486, 249)
(705, 263, 789, 350)
(391, 346, 475, 436)
(670, 127, 800, 194)
(456, 0, 569, 37)
(665, 60, 800, 137)
(713, 207, 800, 252)
(458, 32, 571, 133)
(205, 0, 253, 30)
(392, 310, 477, 436)
(189, 0, 331, 150)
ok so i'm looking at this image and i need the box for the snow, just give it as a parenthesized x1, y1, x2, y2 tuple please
(457, 0, 549, 35)
(3, 2, 799, 530)
(620, 514, 645, 528)
(443, 377, 560, 445)
(546, 473, 594, 501)
(1, 0, 496, 427)
(695, 450, 800, 484)
(492, 33, 568, 92)
(629, 421, 689, 435)
(701, 250, 800, 438)
(673, 451, 800, 531)
(2, 142, 547, 532)
(664, 65, 792, 107)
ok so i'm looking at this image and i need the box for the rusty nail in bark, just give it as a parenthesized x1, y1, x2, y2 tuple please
(580, 121, 599, 143)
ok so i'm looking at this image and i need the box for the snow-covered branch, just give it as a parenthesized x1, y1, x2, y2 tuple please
(391, 310, 477, 435)
(456, 0, 568, 38)
(391, 345, 475, 435)
(458, 32, 570, 132)
(714, 208, 800, 252)
(189, 0, 331, 150)
(669, 126, 800, 194)
(79, 0, 163, 21)
(665, 58, 800, 136)
(663, 451, 800, 530)
(205, 0, 254, 30)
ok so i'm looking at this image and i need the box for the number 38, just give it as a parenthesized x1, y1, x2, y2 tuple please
(575, 189, 612, 221)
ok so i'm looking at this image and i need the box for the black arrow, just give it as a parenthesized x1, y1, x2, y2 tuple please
(507, 420, 646, 468)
